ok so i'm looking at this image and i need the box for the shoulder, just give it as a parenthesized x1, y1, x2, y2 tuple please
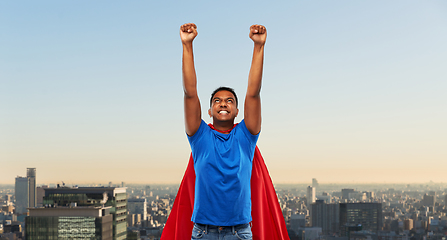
(187, 120, 210, 141)
(235, 120, 260, 142)
(237, 120, 259, 135)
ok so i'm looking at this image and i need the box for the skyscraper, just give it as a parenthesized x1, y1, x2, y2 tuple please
(15, 177, 29, 214)
(27, 168, 36, 208)
(14, 168, 37, 214)
(307, 186, 316, 205)
(42, 186, 127, 240)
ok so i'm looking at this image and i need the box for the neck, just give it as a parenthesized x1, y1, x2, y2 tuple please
(212, 120, 235, 134)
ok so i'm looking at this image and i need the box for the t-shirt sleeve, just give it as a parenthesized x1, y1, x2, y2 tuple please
(187, 120, 207, 146)
(239, 119, 259, 146)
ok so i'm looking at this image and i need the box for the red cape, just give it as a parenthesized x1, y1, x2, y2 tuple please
(161, 146, 290, 240)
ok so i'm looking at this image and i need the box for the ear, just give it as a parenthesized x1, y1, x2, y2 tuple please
(236, 108, 239, 117)
(208, 108, 212, 118)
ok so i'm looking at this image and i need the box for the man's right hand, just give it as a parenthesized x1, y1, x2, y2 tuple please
(180, 23, 198, 44)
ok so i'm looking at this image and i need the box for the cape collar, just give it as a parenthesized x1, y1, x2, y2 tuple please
(208, 123, 237, 134)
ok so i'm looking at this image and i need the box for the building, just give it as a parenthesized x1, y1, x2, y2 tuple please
(289, 213, 306, 234)
(36, 185, 47, 207)
(127, 198, 147, 222)
(307, 186, 316, 205)
(339, 202, 382, 236)
(15, 177, 29, 214)
(27, 168, 36, 209)
(42, 186, 127, 240)
(296, 227, 322, 240)
(422, 193, 435, 207)
(127, 229, 140, 240)
(403, 219, 413, 231)
(14, 168, 37, 214)
(316, 194, 331, 204)
(2, 205, 14, 214)
(348, 192, 366, 202)
(310, 200, 339, 235)
(4, 194, 12, 203)
(25, 205, 113, 240)
(364, 191, 375, 200)
(341, 189, 355, 201)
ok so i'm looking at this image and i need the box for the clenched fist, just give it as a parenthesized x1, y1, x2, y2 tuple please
(249, 25, 267, 46)
(180, 23, 198, 44)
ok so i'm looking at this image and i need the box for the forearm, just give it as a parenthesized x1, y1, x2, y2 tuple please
(244, 43, 264, 135)
(247, 44, 264, 98)
(182, 41, 201, 136)
(182, 42, 198, 98)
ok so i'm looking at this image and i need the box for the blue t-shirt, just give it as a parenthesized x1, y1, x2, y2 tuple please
(187, 120, 259, 226)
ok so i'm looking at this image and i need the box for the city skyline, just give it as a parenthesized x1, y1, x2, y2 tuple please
(1, 1, 446, 184)
(3, 178, 447, 239)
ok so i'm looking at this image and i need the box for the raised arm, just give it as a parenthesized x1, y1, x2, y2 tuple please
(244, 25, 266, 135)
(180, 23, 201, 136)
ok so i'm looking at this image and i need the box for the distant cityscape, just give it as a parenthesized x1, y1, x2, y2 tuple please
(1, 169, 447, 239)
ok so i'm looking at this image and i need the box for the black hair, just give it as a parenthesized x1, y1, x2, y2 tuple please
(210, 87, 238, 107)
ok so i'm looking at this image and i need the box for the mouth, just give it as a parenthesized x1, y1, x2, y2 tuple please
(218, 110, 229, 115)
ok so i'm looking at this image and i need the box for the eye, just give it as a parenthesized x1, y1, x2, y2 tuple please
(214, 99, 220, 103)
(227, 99, 233, 103)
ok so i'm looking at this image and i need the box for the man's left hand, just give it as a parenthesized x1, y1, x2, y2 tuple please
(249, 24, 267, 46)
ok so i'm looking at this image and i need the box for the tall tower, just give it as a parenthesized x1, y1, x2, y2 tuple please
(307, 186, 316, 205)
(15, 176, 29, 214)
(27, 168, 36, 208)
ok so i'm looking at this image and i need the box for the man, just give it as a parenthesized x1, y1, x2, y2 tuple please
(180, 22, 266, 239)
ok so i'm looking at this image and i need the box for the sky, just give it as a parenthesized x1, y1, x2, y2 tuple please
(1, 1, 446, 185)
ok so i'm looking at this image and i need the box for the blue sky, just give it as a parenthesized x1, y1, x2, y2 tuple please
(1, 1, 446, 184)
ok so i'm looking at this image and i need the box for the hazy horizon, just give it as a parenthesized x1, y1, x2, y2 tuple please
(1, 180, 446, 186)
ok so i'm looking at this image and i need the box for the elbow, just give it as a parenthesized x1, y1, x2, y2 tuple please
(183, 87, 198, 99)
(246, 94, 261, 100)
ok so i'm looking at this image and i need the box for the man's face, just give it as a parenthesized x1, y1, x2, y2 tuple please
(208, 90, 239, 122)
